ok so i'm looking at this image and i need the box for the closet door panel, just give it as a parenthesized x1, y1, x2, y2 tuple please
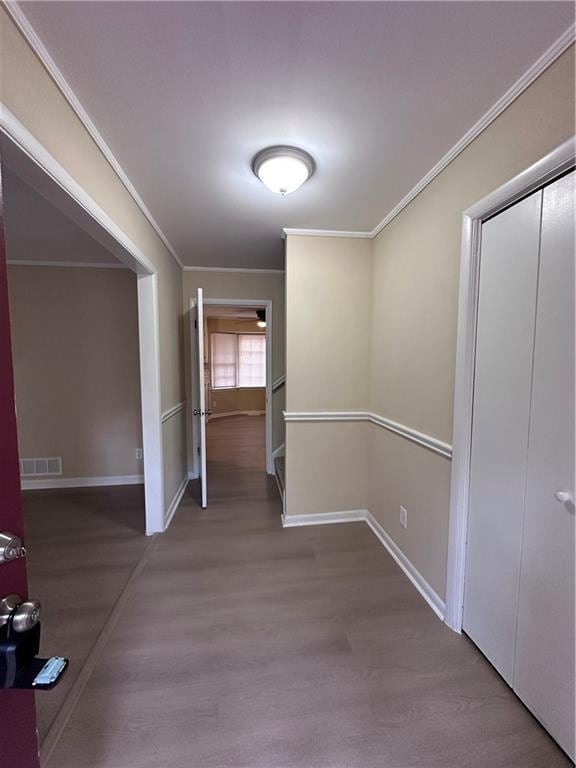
(514, 172, 575, 760)
(463, 190, 542, 683)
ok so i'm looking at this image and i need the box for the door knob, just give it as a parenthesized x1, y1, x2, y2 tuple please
(0, 595, 41, 632)
(0, 532, 26, 564)
(554, 490, 572, 504)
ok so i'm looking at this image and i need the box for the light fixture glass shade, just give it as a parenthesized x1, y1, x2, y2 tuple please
(253, 146, 314, 195)
(256, 320, 267, 328)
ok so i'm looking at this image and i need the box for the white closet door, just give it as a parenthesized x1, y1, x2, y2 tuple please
(513, 172, 575, 760)
(463, 190, 542, 683)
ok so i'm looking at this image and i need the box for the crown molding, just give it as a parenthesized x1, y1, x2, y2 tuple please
(7, 259, 128, 269)
(183, 265, 284, 274)
(283, 24, 575, 243)
(4, 1, 185, 271)
(282, 228, 371, 239)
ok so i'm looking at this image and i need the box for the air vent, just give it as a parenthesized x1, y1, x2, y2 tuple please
(19, 457, 63, 477)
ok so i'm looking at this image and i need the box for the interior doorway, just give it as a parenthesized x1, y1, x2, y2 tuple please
(189, 297, 274, 508)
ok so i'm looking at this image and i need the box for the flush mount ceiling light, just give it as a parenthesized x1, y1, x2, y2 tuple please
(252, 146, 314, 195)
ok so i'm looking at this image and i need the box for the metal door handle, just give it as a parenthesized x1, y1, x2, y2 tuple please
(0, 532, 26, 565)
(554, 490, 572, 504)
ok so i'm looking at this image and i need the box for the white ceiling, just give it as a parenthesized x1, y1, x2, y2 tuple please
(18, 1, 574, 270)
(4, 168, 122, 267)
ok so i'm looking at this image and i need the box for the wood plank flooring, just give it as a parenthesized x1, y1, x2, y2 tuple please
(32, 416, 571, 767)
(22, 485, 148, 744)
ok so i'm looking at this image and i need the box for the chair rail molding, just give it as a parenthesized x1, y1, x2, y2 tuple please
(161, 401, 186, 423)
(272, 374, 286, 393)
(283, 411, 452, 459)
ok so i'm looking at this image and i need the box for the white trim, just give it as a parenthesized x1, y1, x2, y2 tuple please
(365, 512, 446, 620)
(445, 138, 576, 633)
(183, 266, 284, 274)
(7, 259, 128, 270)
(21, 474, 144, 490)
(272, 374, 286, 392)
(282, 229, 371, 239)
(4, 2, 184, 271)
(190, 297, 274, 477)
(208, 410, 265, 420)
(138, 274, 165, 535)
(272, 442, 285, 460)
(163, 474, 189, 529)
(161, 401, 186, 423)
(0, 106, 156, 276)
(281, 509, 445, 620)
(188, 470, 199, 481)
(282, 510, 368, 527)
(368, 412, 452, 459)
(283, 410, 452, 459)
(282, 25, 575, 242)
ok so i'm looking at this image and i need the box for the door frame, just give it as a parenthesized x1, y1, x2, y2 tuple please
(1, 107, 166, 535)
(445, 137, 575, 633)
(189, 297, 274, 479)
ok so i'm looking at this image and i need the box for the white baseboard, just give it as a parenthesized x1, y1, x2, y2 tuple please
(272, 442, 285, 460)
(365, 512, 445, 620)
(208, 410, 265, 420)
(163, 475, 189, 530)
(280, 508, 445, 620)
(21, 474, 144, 490)
(281, 510, 368, 527)
(188, 470, 199, 480)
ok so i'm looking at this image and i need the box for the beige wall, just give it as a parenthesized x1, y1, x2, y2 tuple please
(284, 235, 372, 517)
(367, 45, 575, 601)
(183, 270, 286, 454)
(206, 318, 266, 415)
(284, 47, 575, 603)
(286, 236, 372, 412)
(8, 265, 142, 479)
(1, 9, 187, 512)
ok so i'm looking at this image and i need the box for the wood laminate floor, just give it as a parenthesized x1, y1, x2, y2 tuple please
(31, 416, 571, 767)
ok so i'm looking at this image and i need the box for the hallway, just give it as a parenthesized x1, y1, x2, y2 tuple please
(39, 422, 568, 767)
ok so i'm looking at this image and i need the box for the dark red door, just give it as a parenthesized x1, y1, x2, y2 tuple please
(0, 162, 40, 765)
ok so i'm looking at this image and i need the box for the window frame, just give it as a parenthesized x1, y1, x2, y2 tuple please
(210, 331, 266, 390)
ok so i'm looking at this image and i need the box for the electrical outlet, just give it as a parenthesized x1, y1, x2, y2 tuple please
(135, 448, 143, 460)
(400, 506, 408, 529)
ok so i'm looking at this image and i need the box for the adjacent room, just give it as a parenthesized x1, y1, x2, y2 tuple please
(2, 164, 148, 745)
(0, 2, 574, 768)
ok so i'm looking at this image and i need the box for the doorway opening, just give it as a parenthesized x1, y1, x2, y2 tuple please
(0, 117, 165, 760)
(189, 297, 274, 509)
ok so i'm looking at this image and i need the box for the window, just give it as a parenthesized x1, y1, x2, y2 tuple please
(211, 333, 266, 389)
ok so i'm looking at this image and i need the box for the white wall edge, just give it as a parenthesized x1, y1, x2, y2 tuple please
(183, 266, 285, 274)
(281, 25, 575, 242)
(280, 509, 445, 620)
(283, 411, 452, 459)
(365, 512, 446, 620)
(4, 1, 185, 271)
(21, 475, 144, 490)
(161, 401, 186, 423)
(445, 136, 576, 633)
(282, 510, 368, 527)
(7, 259, 128, 270)
(272, 442, 285, 460)
(163, 474, 189, 530)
